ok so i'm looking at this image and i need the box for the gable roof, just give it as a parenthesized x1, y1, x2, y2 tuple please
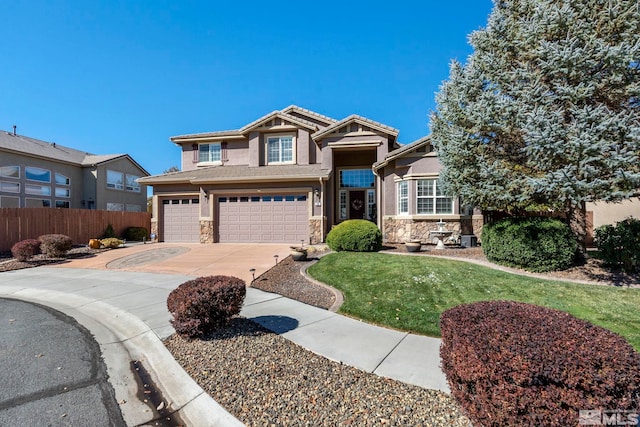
(311, 114, 399, 141)
(239, 110, 319, 133)
(139, 163, 330, 185)
(373, 135, 432, 171)
(280, 105, 337, 126)
(0, 129, 149, 175)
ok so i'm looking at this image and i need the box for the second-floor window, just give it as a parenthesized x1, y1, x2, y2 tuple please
(126, 174, 141, 192)
(267, 136, 293, 164)
(26, 167, 50, 183)
(107, 170, 124, 190)
(198, 143, 221, 163)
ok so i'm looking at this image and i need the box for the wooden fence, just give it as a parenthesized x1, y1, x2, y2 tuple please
(0, 208, 151, 252)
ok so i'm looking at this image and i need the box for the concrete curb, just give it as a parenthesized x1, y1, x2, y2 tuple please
(0, 286, 243, 427)
(299, 252, 344, 313)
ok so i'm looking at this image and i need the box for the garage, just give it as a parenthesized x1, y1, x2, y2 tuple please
(162, 198, 200, 242)
(218, 194, 309, 243)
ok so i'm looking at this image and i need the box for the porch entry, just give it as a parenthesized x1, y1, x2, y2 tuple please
(349, 190, 365, 219)
(337, 169, 376, 222)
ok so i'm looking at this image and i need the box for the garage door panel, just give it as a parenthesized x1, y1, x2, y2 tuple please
(218, 194, 308, 243)
(163, 199, 199, 242)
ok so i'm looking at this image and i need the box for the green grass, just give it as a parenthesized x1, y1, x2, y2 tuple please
(307, 252, 640, 350)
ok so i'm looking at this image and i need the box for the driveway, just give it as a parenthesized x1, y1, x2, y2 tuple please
(50, 243, 292, 284)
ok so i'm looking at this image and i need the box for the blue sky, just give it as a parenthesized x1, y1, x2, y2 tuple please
(1, 1, 494, 176)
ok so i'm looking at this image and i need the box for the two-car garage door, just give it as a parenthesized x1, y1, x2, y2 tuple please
(218, 194, 308, 243)
(162, 194, 309, 243)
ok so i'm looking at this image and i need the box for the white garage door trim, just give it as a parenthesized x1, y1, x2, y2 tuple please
(162, 198, 200, 242)
(218, 194, 308, 243)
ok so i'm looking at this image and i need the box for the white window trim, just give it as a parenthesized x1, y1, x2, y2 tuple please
(0, 181, 20, 193)
(125, 174, 142, 192)
(339, 190, 347, 220)
(55, 187, 70, 198)
(107, 170, 124, 190)
(198, 143, 222, 165)
(416, 179, 454, 215)
(0, 166, 20, 179)
(397, 181, 409, 215)
(25, 166, 51, 183)
(55, 173, 70, 186)
(266, 134, 296, 165)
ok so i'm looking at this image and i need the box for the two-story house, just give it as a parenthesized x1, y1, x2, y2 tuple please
(139, 106, 484, 244)
(0, 127, 149, 211)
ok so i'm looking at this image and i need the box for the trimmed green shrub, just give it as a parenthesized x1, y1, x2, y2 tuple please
(326, 219, 382, 252)
(440, 301, 640, 427)
(123, 226, 149, 241)
(100, 238, 123, 249)
(11, 239, 41, 261)
(167, 275, 246, 338)
(595, 217, 640, 273)
(482, 217, 576, 272)
(38, 234, 72, 258)
(99, 223, 117, 239)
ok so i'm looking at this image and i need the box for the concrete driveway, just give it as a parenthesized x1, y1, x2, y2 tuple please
(50, 243, 292, 284)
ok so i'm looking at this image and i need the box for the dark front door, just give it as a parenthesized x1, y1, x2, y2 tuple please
(349, 190, 365, 219)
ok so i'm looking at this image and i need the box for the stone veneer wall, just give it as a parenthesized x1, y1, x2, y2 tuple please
(309, 218, 323, 245)
(383, 217, 483, 244)
(200, 220, 214, 243)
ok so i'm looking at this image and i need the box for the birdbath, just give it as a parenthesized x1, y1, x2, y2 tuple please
(429, 220, 453, 250)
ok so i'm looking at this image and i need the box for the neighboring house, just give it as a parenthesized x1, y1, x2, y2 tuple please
(139, 105, 483, 244)
(0, 127, 149, 211)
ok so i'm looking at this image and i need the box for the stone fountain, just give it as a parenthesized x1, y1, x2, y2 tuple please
(429, 220, 453, 250)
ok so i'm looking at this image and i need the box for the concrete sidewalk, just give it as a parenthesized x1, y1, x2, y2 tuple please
(0, 259, 448, 424)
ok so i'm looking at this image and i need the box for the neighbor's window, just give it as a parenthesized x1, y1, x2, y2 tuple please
(417, 179, 453, 215)
(267, 136, 293, 164)
(198, 143, 221, 163)
(126, 204, 141, 212)
(26, 184, 51, 196)
(55, 200, 70, 208)
(126, 174, 141, 192)
(55, 187, 70, 198)
(107, 202, 124, 211)
(0, 181, 20, 193)
(0, 166, 20, 179)
(397, 181, 408, 215)
(107, 170, 124, 190)
(25, 166, 50, 183)
(55, 173, 70, 185)
(25, 198, 51, 208)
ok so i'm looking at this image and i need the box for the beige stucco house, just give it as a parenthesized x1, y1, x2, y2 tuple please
(139, 106, 483, 244)
(0, 127, 149, 211)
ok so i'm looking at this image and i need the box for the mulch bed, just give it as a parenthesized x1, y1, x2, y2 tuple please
(0, 246, 106, 273)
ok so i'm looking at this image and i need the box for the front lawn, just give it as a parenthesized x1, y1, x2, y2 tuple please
(307, 253, 640, 350)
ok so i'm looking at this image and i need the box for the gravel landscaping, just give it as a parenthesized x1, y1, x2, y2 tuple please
(164, 318, 471, 427)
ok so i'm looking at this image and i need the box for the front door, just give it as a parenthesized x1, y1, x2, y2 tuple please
(349, 190, 365, 220)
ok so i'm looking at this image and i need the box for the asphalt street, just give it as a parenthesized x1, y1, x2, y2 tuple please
(0, 298, 126, 426)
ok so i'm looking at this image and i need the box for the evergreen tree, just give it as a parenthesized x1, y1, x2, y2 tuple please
(431, 0, 640, 252)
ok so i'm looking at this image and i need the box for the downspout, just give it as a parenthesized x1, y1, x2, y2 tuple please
(319, 177, 324, 243)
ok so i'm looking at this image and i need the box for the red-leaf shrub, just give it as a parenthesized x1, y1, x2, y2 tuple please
(11, 239, 41, 261)
(38, 234, 73, 257)
(440, 301, 640, 427)
(167, 275, 246, 338)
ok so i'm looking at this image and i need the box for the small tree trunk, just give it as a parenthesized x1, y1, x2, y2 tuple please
(567, 201, 587, 263)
